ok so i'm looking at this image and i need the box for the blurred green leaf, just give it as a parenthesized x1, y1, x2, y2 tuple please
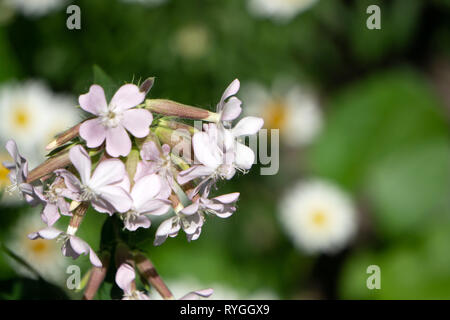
(93, 65, 117, 101)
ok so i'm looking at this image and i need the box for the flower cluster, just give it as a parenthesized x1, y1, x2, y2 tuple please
(3, 78, 263, 299)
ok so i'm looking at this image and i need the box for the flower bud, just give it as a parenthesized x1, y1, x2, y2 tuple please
(46, 123, 82, 151)
(145, 99, 219, 121)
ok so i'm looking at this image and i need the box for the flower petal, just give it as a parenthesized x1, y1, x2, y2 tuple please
(154, 218, 180, 246)
(177, 165, 215, 185)
(122, 109, 153, 138)
(90, 159, 126, 190)
(218, 79, 240, 110)
(180, 288, 214, 300)
(110, 84, 146, 112)
(79, 85, 108, 115)
(213, 192, 240, 204)
(79, 118, 107, 149)
(192, 132, 222, 168)
(41, 204, 60, 226)
(231, 116, 264, 137)
(221, 97, 242, 121)
(105, 126, 132, 157)
(69, 145, 92, 185)
(28, 227, 63, 240)
(95, 185, 132, 214)
(131, 174, 162, 210)
(234, 142, 255, 170)
(140, 141, 161, 162)
(115, 263, 135, 293)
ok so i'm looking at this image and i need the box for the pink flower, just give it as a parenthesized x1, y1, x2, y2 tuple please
(177, 123, 236, 197)
(34, 176, 72, 226)
(57, 145, 132, 215)
(79, 84, 153, 157)
(115, 263, 150, 300)
(216, 79, 243, 123)
(154, 205, 204, 246)
(134, 141, 174, 198)
(184, 192, 240, 219)
(4, 139, 38, 205)
(28, 227, 102, 267)
(120, 174, 171, 231)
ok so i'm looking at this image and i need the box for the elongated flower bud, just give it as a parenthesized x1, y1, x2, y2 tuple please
(26, 151, 71, 183)
(145, 99, 219, 121)
(139, 77, 155, 95)
(46, 123, 82, 151)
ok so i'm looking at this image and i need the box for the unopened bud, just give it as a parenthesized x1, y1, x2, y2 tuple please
(26, 151, 71, 183)
(139, 77, 155, 95)
(145, 99, 218, 121)
(46, 123, 82, 151)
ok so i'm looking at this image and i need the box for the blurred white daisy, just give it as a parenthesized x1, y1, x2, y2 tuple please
(6, 210, 68, 284)
(4, 0, 66, 17)
(150, 277, 278, 300)
(0, 81, 78, 169)
(242, 80, 322, 147)
(279, 180, 357, 254)
(172, 24, 210, 60)
(247, 0, 319, 22)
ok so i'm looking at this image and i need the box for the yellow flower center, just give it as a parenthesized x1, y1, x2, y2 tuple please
(30, 239, 49, 255)
(13, 106, 30, 129)
(262, 100, 287, 130)
(311, 210, 328, 228)
(0, 163, 10, 188)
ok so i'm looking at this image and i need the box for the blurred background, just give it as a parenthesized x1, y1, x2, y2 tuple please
(0, 0, 449, 300)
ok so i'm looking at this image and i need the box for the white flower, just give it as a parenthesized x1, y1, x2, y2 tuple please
(242, 80, 322, 147)
(0, 81, 78, 168)
(279, 180, 357, 254)
(5, 0, 66, 17)
(6, 211, 68, 283)
(248, 0, 319, 22)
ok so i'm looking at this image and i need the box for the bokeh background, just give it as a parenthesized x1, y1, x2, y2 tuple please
(0, 0, 449, 300)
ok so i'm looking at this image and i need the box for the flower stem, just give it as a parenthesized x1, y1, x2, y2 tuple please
(83, 252, 110, 300)
(134, 253, 174, 300)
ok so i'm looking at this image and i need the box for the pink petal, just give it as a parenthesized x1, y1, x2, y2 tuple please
(115, 263, 135, 293)
(79, 118, 107, 149)
(131, 174, 162, 209)
(79, 85, 108, 115)
(177, 165, 215, 185)
(122, 109, 153, 138)
(221, 97, 242, 121)
(69, 236, 102, 267)
(124, 215, 151, 231)
(105, 126, 132, 157)
(55, 169, 82, 195)
(218, 79, 240, 110)
(192, 132, 222, 168)
(180, 288, 214, 300)
(110, 84, 146, 112)
(95, 185, 132, 213)
(213, 192, 240, 204)
(232, 116, 264, 137)
(28, 227, 63, 240)
(154, 218, 180, 246)
(234, 142, 255, 170)
(134, 160, 158, 181)
(90, 159, 126, 190)
(138, 199, 171, 216)
(69, 146, 92, 185)
(181, 202, 200, 215)
(41, 204, 60, 226)
(140, 141, 161, 161)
